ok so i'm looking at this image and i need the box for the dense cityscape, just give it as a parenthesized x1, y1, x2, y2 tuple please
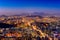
(0, 15, 60, 40)
(0, 0, 60, 40)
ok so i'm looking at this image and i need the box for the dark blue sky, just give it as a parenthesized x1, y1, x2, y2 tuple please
(0, 0, 60, 8)
(0, 0, 60, 15)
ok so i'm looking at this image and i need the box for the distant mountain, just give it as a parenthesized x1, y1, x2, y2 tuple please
(32, 12, 46, 16)
(0, 12, 59, 17)
(32, 12, 60, 17)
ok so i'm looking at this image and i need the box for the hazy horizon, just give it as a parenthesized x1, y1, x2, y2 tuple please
(0, 0, 60, 16)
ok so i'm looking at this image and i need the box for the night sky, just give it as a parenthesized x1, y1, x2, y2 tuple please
(0, 0, 60, 15)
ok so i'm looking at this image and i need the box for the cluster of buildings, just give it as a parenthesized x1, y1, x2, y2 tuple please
(0, 16, 60, 40)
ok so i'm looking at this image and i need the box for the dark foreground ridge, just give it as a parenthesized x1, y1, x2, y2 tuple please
(0, 23, 14, 28)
